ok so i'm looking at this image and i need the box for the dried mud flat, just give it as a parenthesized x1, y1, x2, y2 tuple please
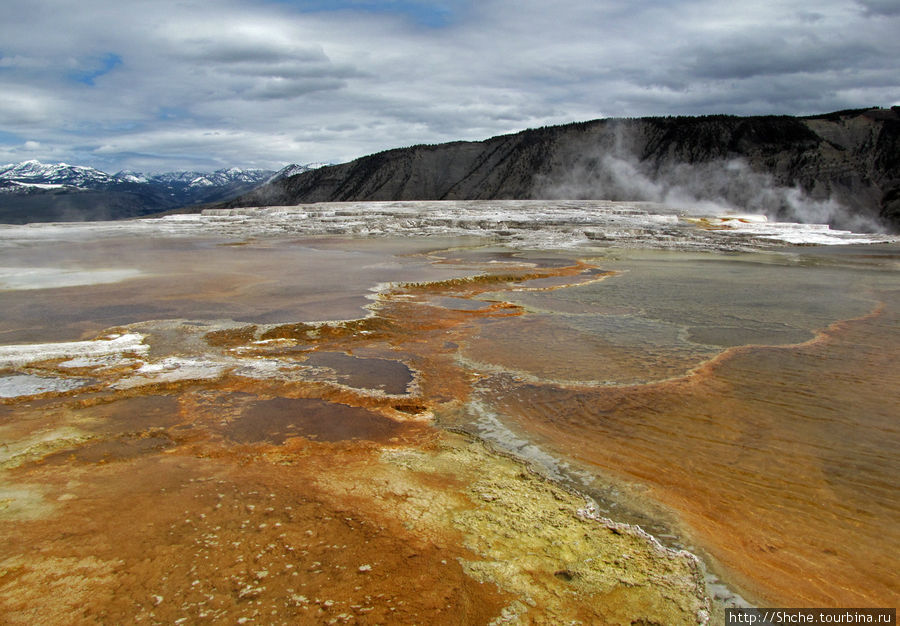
(0, 254, 711, 625)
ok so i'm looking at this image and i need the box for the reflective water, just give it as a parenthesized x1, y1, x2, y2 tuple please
(0, 235, 479, 343)
(302, 352, 414, 395)
(461, 246, 900, 606)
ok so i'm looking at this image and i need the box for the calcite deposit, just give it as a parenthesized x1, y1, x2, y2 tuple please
(0, 246, 711, 625)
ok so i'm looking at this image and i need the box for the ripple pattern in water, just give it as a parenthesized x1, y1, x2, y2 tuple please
(465, 248, 899, 606)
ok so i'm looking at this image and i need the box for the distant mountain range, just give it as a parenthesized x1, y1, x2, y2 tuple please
(229, 107, 900, 233)
(0, 161, 324, 224)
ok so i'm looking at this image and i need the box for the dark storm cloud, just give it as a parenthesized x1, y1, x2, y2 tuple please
(684, 36, 880, 80)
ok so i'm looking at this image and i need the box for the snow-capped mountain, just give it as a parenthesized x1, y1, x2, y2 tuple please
(0, 160, 117, 188)
(0, 160, 316, 224)
(0, 160, 278, 192)
(266, 162, 329, 184)
(150, 167, 277, 189)
(114, 170, 150, 184)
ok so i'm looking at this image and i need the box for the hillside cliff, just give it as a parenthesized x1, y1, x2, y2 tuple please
(230, 108, 900, 232)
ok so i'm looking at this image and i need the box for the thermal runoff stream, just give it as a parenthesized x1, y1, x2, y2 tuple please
(0, 201, 897, 623)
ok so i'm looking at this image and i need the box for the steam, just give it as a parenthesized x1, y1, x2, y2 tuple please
(534, 128, 886, 234)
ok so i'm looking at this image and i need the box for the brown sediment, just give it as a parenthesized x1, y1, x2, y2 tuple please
(398, 259, 604, 296)
(0, 429, 708, 625)
(0, 450, 509, 624)
(215, 395, 423, 444)
(41, 431, 177, 465)
(0, 253, 710, 624)
(258, 322, 319, 341)
(509, 268, 618, 292)
(488, 297, 900, 607)
(204, 325, 259, 347)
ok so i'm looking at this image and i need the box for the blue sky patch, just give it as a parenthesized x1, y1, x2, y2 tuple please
(0, 130, 24, 146)
(156, 107, 192, 121)
(266, 0, 464, 28)
(68, 53, 122, 86)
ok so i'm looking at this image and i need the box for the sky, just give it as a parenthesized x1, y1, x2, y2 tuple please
(1, 0, 898, 173)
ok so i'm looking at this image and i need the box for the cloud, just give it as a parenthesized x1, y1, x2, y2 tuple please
(0, 0, 897, 172)
(856, 0, 900, 16)
(683, 35, 879, 80)
(177, 39, 321, 65)
(0, 90, 59, 126)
